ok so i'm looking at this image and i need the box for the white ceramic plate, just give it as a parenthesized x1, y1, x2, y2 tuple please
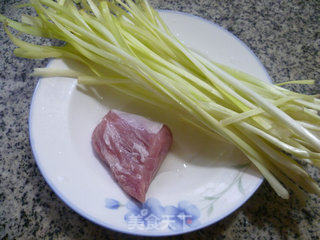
(29, 11, 271, 236)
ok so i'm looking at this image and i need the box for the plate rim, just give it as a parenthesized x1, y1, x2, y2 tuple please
(28, 10, 268, 237)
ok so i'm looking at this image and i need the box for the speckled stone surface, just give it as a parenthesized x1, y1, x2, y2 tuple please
(0, 0, 319, 239)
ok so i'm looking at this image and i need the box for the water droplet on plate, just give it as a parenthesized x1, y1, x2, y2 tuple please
(176, 168, 182, 177)
(57, 176, 64, 182)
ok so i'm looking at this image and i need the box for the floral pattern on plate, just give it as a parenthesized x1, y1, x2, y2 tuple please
(105, 162, 251, 231)
(105, 198, 200, 231)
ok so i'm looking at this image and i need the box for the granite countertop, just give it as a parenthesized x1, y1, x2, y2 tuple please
(0, 0, 319, 239)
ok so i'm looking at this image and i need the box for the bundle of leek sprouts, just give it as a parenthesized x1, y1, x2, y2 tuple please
(1, 0, 320, 202)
